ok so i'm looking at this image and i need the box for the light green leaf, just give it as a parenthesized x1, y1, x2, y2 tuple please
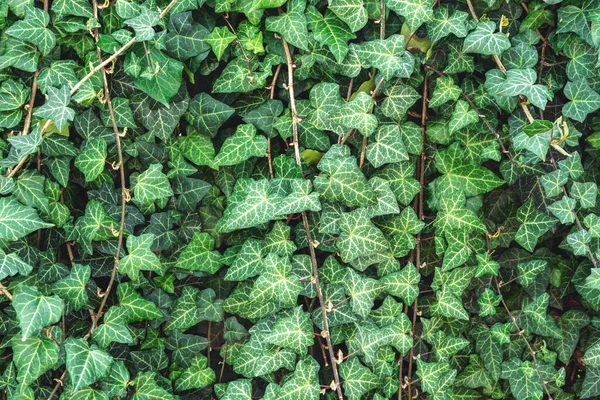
(426, 7, 468, 44)
(339, 357, 378, 400)
(337, 208, 389, 263)
(314, 145, 376, 207)
(33, 85, 75, 131)
(515, 198, 558, 252)
(548, 196, 576, 224)
(353, 35, 413, 80)
(92, 306, 134, 349)
(386, 0, 435, 31)
(366, 125, 409, 168)
(120, 234, 163, 280)
(328, 0, 368, 32)
(176, 232, 222, 273)
(265, 306, 313, 354)
(463, 21, 511, 55)
(205, 26, 236, 61)
(132, 163, 173, 205)
(449, 100, 479, 133)
(117, 283, 162, 323)
(306, 7, 356, 63)
(251, 253, 302, 306)
(124, 6, 159, 41)
(329, 92, 377, 136)
(218, 179, 284, 233)
(380, 262, 420, 305)
(265, 0, 309, 51)
(174, 354, 215, 391)
(429, 76, 462, 108)
(165, 286, 200, 333)
(214, 124, 267, 167)
(478, 288, 502, 317)
(75, 137, 107, 183)
(132, 372, 176, 400)
(571, 182, 597, 209)
(380, 81, 421, 120)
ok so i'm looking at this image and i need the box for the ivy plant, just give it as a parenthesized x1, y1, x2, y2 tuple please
(0, 0, 600, 399)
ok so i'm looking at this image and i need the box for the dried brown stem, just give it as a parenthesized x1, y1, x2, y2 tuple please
(281, 36, 344, 400)
(0, 283, 12, 301)
(223, 15, 253, 77)
(21, 69, 39, 137)
(406, 73, 428, 400)
(83, 0, 130, 339)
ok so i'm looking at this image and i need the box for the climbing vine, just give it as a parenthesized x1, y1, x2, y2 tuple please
(0, 0, 599, 399)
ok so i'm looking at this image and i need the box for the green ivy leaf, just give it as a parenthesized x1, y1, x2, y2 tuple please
(33, 85, 75, 131)
(337, 208, 389, 263)
(339, 357, 379, 400)
(314, 145, 376, 207)
(120, 234, 163, 280)
(11, 336, 59, 386)
(92, 306, 134, 349)
(265, 306, 313, 354)
(176, 232, 222, 273)
(515, 198, 558, 252)
(265, 0, 309, 51)
(307, 7, 356, 63)
(328, 0, 368, 32)
(75, 137, 107, 183)
(462, 21, 511, 56)
(132, 163, 174, 206)
(563, 80, 600, 122)
(386, 0, 435, 31)
(51, 264, 90, 311)
(65, 338, 114, 391)
(5, 6, 55, 56)
(214, 124, 267, 167)
(13, 284, 64, 340)
(426, 7, 468, 44)
(117, 283, 162, 323)
(124, 6, 159, 41)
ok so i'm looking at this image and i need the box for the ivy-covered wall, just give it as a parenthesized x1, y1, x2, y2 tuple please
(0, 0, 599, 399)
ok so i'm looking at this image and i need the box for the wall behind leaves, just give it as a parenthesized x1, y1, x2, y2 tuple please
(0, 0, 599, 399)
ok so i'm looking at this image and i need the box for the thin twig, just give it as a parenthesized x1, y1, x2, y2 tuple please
(0, 283, 12, 301)
(83, 0, 130, 340)
(219, 342, 228, 383)
(281, 36, 344, 400)
(223, 15, 253, 77)
(21, 69, 39, 137)
(266, 64, 282, 179)
(47, 370, 67, 400)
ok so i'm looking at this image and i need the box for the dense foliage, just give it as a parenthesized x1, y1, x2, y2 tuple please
(1, 0, 600, 399)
